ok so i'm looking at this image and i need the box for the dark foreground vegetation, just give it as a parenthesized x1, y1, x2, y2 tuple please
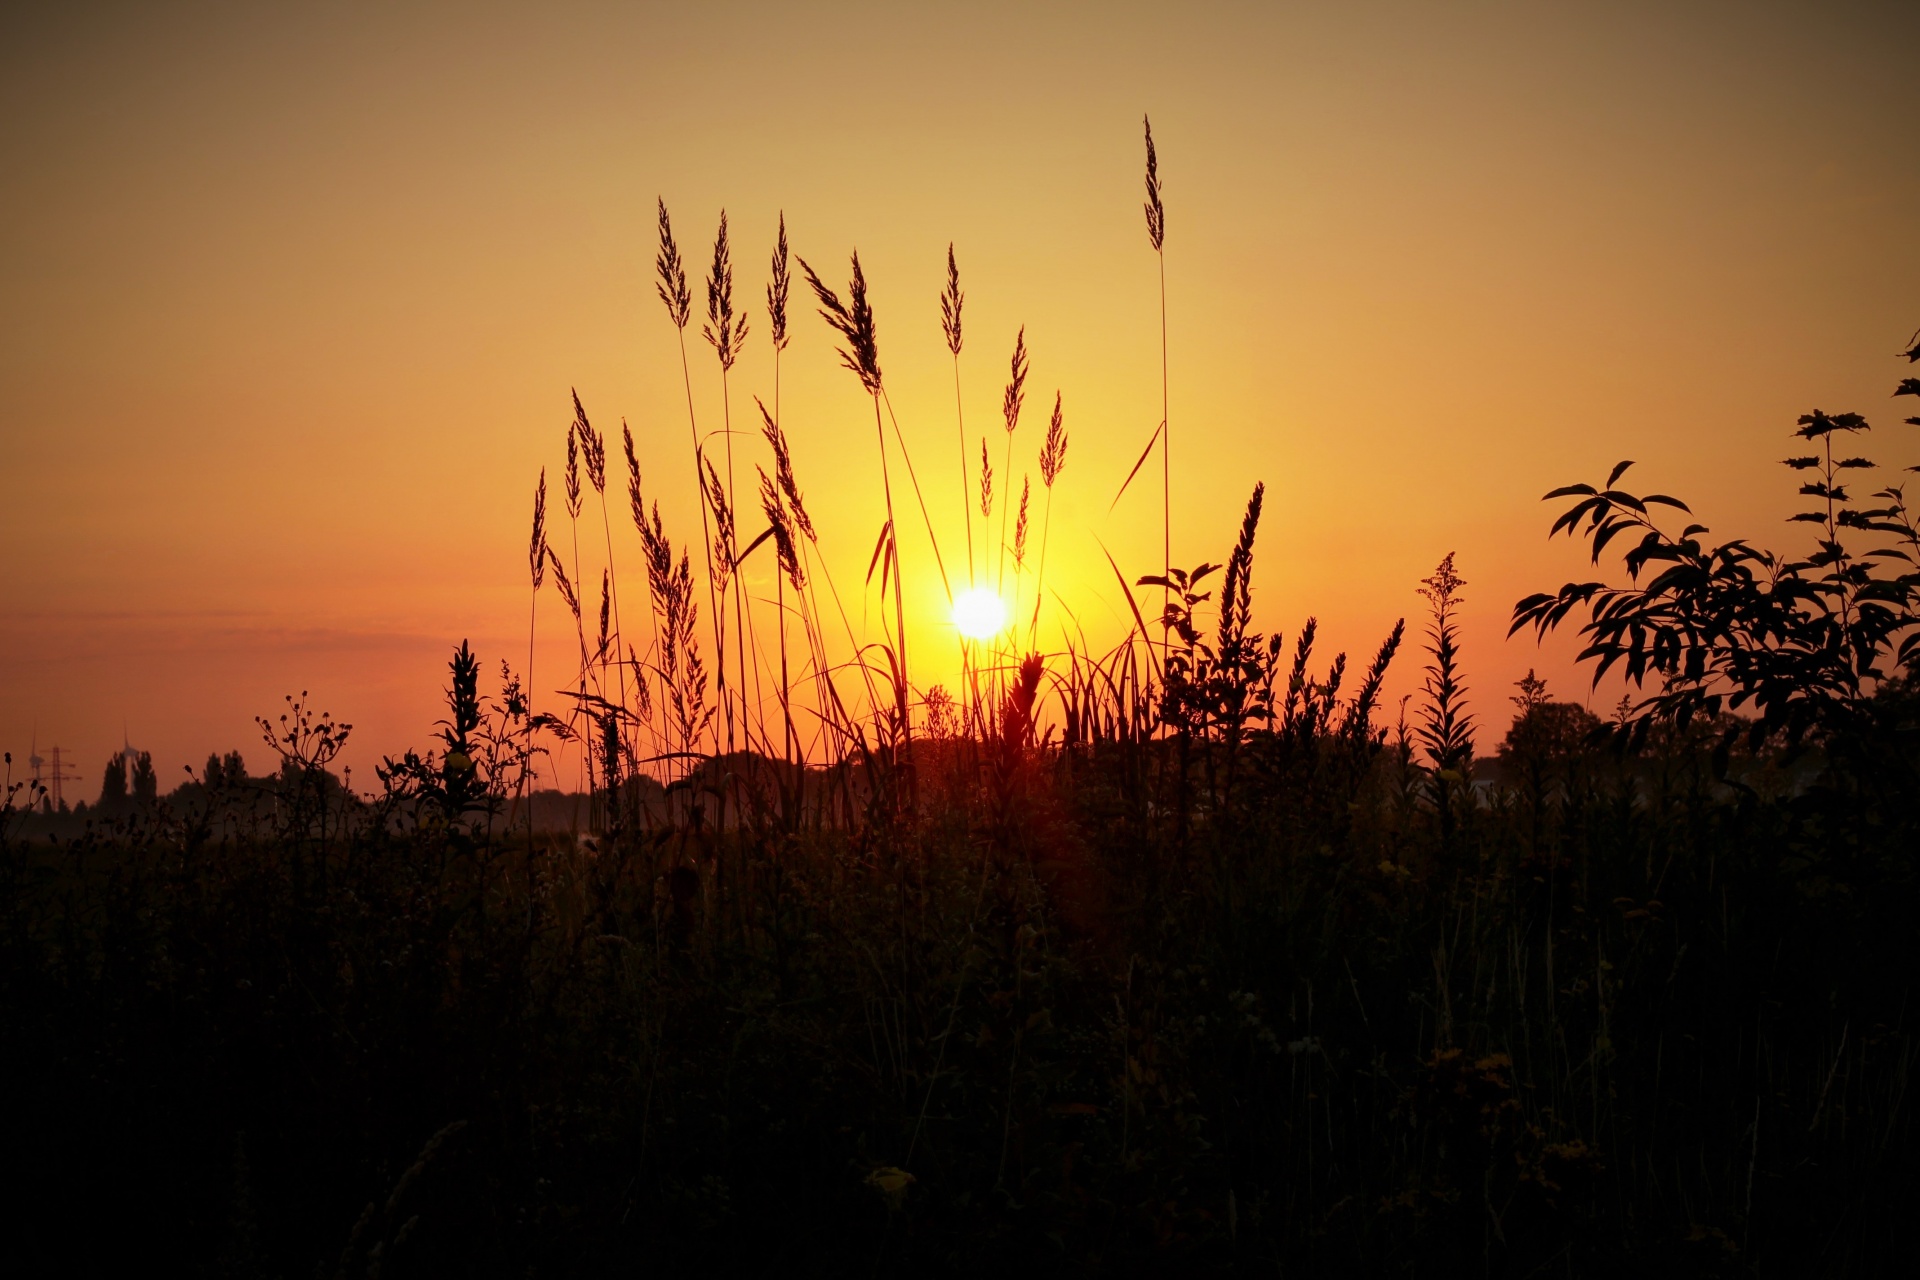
(5, 124, 1918, 1273)
(8, 427, 1920, 1277)
(4, 668, 1917, 1279)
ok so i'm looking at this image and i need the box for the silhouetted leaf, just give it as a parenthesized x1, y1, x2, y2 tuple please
(866, 520, 893, 585)
(1110, 420, 1164, 513)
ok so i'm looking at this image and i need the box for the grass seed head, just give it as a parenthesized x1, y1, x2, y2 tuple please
(941, 243, 963, 356)
(758, 465, 806, 591)
(655, 198, 692, 330)
(756, 397, 815, 543)
(572, 390, 605, 495)
(548, 546, 580, 620)
(1002, 326, 1029, 434)
(979, 436, 994, 518)
(564, 422, 583, 518)
(1040, 392, 1068, 487)
(1143, 114, 1165, 252)
(1014, 476, 1031, 568)
(703, 210, 749, 371)
(768, 212, 790, 352)
(799, 252, 882, 395)
(623, 421, 645, 532)
(529, 468, 547, 590)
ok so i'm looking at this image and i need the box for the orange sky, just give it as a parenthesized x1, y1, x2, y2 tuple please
(3, 1, 1917, 792)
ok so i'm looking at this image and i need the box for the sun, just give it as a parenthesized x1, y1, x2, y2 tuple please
(952, 587, 1009, 640)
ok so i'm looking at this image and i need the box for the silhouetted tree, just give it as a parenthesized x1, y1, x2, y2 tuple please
(99, 752, 128, 811)
(131, 752, 157, 807)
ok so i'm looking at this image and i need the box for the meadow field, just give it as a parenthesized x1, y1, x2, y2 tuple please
(4, 127, 1917, 1277)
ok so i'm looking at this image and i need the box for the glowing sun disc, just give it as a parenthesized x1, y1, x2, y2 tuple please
(953, 588, 1009, 639)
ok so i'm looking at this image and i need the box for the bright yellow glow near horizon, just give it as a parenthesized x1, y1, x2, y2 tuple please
(953, 588, 1009, 641)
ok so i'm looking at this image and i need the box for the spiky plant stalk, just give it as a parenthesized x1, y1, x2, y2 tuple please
(1416, 552, 1475, 848)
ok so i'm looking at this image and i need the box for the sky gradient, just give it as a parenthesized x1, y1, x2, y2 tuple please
(3, 0, 1917, 789)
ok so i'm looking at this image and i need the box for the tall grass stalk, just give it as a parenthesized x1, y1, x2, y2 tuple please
(996, 328, 1028, 599)
(1031, 391, 1068, 647)
(704, 211, 759, 759)
(942, 245, 971, 589)
(524, 467, 547, 821)
(657, 199, 727, 759)
(1144, 114, 1170, 641)
(800, 251, 912, 761)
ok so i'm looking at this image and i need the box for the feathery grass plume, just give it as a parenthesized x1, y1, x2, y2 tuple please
(1039, 392, 1067, 488)
(623, 423, 645, 530)
(564, 424, 583, 519)
(758, 466, 806, 591)
(798, 253, 882, 394)
(941, 244, 963, 356)
(548, 546, 580, 621)
(1001, 327, 1029, 434)
(598, 570, 611, 658)
(703, 211, 749, 371)
(1013, 477, 1031, 570)
(979, 437, 993, 518)
(756, 397, 814, 542)
(637, 501, 676, 611)
(655, 198, 691, 329)
(767, 213, 790, 353)
(528, 469, 547, 590)
(1143, 114, 1165, 252)
(573, 390, 606, 494)
(628, 645, 652, 720)
(702, 455, 736, 592)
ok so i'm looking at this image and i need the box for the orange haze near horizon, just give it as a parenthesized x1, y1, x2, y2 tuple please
(3, 1, 1917, 791)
